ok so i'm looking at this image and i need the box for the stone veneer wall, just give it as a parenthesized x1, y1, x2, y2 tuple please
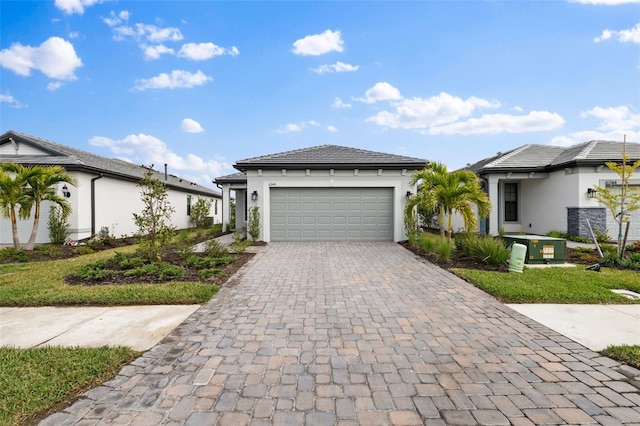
(567, 207, 606, 238)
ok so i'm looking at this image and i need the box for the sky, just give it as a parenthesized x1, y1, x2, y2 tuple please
(1, 0, 639, 189)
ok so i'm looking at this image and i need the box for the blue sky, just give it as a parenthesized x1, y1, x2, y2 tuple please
(1, 0, 639, 188)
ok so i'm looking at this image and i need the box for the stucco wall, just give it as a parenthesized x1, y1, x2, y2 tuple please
(245, 167, 417, 242)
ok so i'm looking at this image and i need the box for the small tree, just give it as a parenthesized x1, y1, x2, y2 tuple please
(47, 205, 71, 244)
(247, 205, 260, 241)
(132, 167, 175, 261)
(594, 142, 640, 257)
(0, 164, 32, 248)
(189, 197, 212, 228)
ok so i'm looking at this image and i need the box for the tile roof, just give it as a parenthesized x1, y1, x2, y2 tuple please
(1, 130, 221, 197)
(214, 172, 247, 183)
(234, 144, 427, 170)
(468, 140, 640, 173)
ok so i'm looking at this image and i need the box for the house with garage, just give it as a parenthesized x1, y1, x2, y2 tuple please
(466, 140, 640, 242)
(0, 130, 222, 245)
(214, 145, 427, 242)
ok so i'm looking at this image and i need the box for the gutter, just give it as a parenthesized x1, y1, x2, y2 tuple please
(91, 174, 103, 235)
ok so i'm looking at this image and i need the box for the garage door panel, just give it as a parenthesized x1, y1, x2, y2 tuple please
(270, 187, 393, 241)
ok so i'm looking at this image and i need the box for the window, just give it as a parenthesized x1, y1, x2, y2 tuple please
(187, 195, 192, 216)
(504, 183, 518, 222)
(214, 199, 218, 215)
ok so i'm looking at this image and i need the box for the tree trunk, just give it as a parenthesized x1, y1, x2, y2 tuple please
(447, 209, 453, 244)
(25, 202, 40, 250)
(439, 207, 445, 241)
(10, 208, 20, 249)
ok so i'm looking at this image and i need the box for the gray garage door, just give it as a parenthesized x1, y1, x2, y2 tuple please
(270, 187, 393, 241)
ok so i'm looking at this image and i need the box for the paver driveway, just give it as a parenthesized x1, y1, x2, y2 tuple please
(42, 242, 640, 425)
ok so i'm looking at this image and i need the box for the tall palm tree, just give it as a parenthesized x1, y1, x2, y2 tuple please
(408, 161, 491, 243)
(0, 164, 33, 248)
(1, 163, 74, 250)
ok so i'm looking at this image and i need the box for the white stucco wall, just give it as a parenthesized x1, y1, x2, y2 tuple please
(245, 167, 417, 242)
(0, 170, 222, 245)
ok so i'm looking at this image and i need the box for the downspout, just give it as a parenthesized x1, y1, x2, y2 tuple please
(216, 183, 224, 229)
(91, 174, 103, 235)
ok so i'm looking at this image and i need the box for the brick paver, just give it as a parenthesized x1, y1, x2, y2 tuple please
(40, 242, 640, 425)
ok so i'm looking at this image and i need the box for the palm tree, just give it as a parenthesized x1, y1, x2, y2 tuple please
(0, 164, 33, 248)
(1, 163, 74, 250)
(408, 161, 491, 243)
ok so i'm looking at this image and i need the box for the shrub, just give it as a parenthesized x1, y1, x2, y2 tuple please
(113, 252, 146, 270)
(173, 230, 195, 259)
(124, 262, 185, 280)
(623, 253, 640, 270)
(627, 241, 640, 253)
(72, 246, 94, 256)
(601, 253, 623, 267)
(33, 244, 64, 258)
(198, 268, 223, 280)
(594, 229, 612, 244)
(0, 247, 31, 263)
(437, 240, 452, 260)
(247, 206, 260, 241)
(203, 239, 228, 258)
(417, 232, 437, 253)
(455, 233, 510, 266)
(580, 254, 600, 263)
(572, 246, 594, 255)
(47, 205, 71, 245)
(189, 198, 212, 228)
(76, 259, 118, 281)
(230, 239, 250, 254)
(547, 230, 566, 239)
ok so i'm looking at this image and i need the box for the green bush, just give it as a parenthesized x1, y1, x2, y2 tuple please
(547, 230, 566, 239)
(185, 255, 236, 269)
(417, 232, 437, 253)
(627, 241, 640, 253)
(76, 259, 118, 281)
(601, 253, 623, 267)
(198, 268, 223, 280)
(124, 263, 185, 280)
(594, 229, 612, 244)
(189, 198, 212, 228)
(247, 205, 261, 241)
(437, 240, 452, 260)
(0, 248, 32, 263)
(113, 252, 146, 270)
(572, 246, 594, 255)
(33, 245, 64, 258)
(47, 205, 71, 245)
(623, 253, 640, 270)
(203, 239, 228, 258)
(455, 233, 510, 266)
(72, 246, 94, 256)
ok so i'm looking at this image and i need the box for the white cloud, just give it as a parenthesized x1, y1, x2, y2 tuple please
(312, 61, 359, 74)
(595, 22, 640, 43)
(181, 118, 204, 133)
(512, 105, 524, 112)
(550, 129, 640, 146)
(429, 111, 565, 135)
(133, 70, 212, 91)
(177, 42, 239, 60)
(68, 31, 79, 39)
(0, 94, 27, 108)
(366, 91, 501, 130)
(47, 82, 62, 91)
(355, 82, 402, 103)
(88, 133, 231, 186)
(112, 23, 183, 43)
(103, 10, 129, 27)
(0, 37, 82, 80)
(292, 29, 344, 56)
(55, 0, 103, 15)
(581, 105, 640, 131)
(327, 125, 338, 132)
(277, 120, 320, 133)
(332, 97, 352, 109)
(141, 44, 174, 60)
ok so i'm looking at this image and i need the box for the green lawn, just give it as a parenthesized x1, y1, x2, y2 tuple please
(601, 344, 640, 369)
(0, 346, 139, 426)
(453, 266, 640, 304)
(0, 246, 219, 306)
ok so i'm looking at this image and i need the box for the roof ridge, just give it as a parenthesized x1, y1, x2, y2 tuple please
(574, 140, 598, 160)
(486, 144, 531, 168)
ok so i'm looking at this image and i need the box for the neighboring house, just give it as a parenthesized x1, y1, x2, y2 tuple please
(0, 130, 222, 245)
(465, 140, 640, 242)
(215, 145, 427, 242)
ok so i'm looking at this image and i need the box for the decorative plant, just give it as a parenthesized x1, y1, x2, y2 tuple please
(189, 198, 212, 228)
(47, 205, 71, 245)
(247, 205, 260, 241)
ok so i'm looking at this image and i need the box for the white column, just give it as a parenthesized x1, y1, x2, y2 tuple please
(222, 184, 231, 229)
(488, 176, 500, 236)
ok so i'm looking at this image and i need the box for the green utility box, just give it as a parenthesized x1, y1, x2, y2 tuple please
(502, 235, 566, 264)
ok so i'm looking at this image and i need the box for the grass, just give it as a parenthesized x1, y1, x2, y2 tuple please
(0, 346, 139, 426)
(601, 345, 640, 369)
(453, 266, 640, 304)
(0, 246, 219, 306)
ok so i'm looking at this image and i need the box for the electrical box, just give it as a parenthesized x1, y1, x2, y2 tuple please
(502, 235, 566, 264)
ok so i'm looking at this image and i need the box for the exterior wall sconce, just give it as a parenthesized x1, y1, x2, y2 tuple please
(406, 191, 412, 200)
(251, 190, 258, 201)
(62, 184, 71, 198)
(587, 187, 597, 199)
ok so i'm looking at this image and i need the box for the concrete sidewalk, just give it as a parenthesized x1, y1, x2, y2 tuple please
(0, 305, 199, 351)
(508, 304, 640, 351)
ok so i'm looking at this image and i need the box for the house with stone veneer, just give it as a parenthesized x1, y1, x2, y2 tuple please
(215, 145, 427, 242)
(465, 140, 640, 242)
(0, 130, 222, 245)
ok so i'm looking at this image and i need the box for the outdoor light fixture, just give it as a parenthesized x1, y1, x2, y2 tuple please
(406, 191, 412, 200)
(587, 187, 597, 199)
(62, 184, 71, 198)
(251, 190, 258, 201)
